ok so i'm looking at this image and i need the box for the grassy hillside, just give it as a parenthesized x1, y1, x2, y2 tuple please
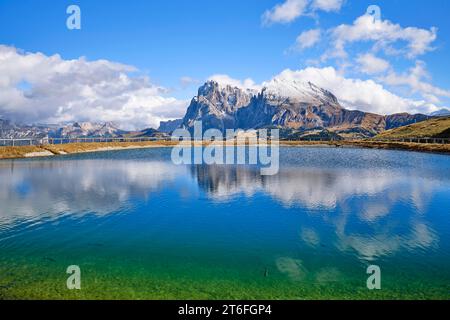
(375, 116, 450, 139)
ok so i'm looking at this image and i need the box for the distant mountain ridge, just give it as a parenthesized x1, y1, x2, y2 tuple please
(181, 80, 431, 138)
(0, 120, 167, 140)
(430, 108, 450, 117)
(0, 79, 436, 140)
(0, 119, 51, 139)
(52, 122, 127, 138)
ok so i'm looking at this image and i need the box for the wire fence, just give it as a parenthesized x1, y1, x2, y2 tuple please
(369, 137, 450, 144)
(0, 136, 449, 147)
(0, 137, 171, 147)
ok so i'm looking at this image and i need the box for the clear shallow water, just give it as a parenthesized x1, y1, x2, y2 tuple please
(0, 147, 449, 299)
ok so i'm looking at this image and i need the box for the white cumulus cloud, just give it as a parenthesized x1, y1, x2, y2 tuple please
(356, 53, 390, 75)
(295, 29, 321, 50)
(382, 61, 450, 103)
(263, 0, 309, 25)
(311, 0, 344, 12)
(0, 45, 188, 130)
(329, 14, 437, 59)
(268, 67, 438, 115)
(262, 0, 344, 25)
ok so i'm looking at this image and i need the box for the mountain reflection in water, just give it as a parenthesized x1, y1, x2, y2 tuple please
(0, 147, 448, 265)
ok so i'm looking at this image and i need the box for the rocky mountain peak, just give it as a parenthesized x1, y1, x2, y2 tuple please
(196, 80, 256, 110)
(262, 78, 340, 106)
(182, 81, 257, 131)
(198, 80, 257, 97)
(181, 79, 429, 137)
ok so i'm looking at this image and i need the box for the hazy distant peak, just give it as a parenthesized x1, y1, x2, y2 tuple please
(430, 108, 450, 117)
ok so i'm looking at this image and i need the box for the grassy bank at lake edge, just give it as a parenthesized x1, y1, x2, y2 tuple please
(0, 140, 450, 160)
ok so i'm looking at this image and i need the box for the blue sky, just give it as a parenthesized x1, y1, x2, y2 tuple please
(0, 0, 449, 129)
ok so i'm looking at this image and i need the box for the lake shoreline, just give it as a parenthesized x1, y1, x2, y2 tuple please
(0, 140, 449, 160)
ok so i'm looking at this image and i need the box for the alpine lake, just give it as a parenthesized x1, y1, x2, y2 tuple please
(0, 147, 449, 299)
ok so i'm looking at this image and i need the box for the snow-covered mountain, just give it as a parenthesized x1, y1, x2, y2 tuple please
(1, 78, 434, 140)
(0, 119, 51, 139)
(0, 119, 171, 140)
(262, 78, 340, 106)
(53, 122, 127, 138)
(181, 80, 430, 138)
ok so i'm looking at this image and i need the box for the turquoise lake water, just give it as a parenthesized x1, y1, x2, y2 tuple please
(0, 147, 449, 299)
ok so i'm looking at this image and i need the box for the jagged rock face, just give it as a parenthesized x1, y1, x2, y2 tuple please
(183, 81, 255, 131)
(182, 81, 256, 132)
(158, 119, 183, 133)
(236, 94, 342, 130)
(181, 80, 429, 137)
(182, 80, 346, 133)
(238, 81, 344, 130)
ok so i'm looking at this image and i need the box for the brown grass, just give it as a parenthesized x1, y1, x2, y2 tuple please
(339, 140, 450, 154)
(376, 116, 450, 139)
(43, 141, 179, 154)
(0, 141, 180, 159)
(1, 139, 449, 160)
(0, 146, 49, 159)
